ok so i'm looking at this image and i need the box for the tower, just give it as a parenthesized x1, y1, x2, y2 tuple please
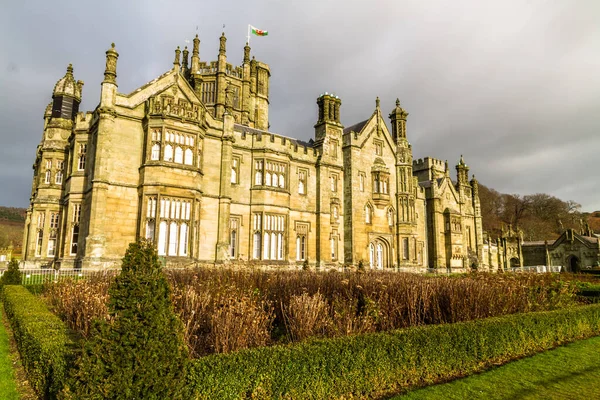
(23, 65, 83, 264)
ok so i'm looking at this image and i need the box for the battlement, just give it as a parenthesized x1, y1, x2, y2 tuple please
(233, 124, 319, 161)
(413, 157, 445, 171)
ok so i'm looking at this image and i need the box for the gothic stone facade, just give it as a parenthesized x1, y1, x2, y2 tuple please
(23, 33, 486, 271)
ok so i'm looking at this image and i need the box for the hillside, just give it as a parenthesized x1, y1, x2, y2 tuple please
(0, 206, 26, 250)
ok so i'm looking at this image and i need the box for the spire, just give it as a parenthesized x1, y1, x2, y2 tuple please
(103, 43, 119, 85)
(243, 42, 251, 63)
(219, 32, 227, 55)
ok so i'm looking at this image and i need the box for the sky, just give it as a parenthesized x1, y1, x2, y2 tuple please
(0, 0, 599, 211)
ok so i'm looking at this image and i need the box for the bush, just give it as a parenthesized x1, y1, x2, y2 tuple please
(1, 258, 21, 285)
(2, 285, 76, 399)
(63, 241, 189, 399)
(187, 303, 600, 399)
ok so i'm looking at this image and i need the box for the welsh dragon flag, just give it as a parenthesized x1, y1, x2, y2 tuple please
(251, 25, 268, 36)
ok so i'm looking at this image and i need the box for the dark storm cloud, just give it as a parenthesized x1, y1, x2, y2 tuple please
(1, 0, 599, 210)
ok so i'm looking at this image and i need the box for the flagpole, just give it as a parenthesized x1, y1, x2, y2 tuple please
(247, 24, 250, 45)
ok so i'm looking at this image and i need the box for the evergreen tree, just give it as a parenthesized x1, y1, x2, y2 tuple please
(63, 241, 189, 399)
(1, 258, 21, 285)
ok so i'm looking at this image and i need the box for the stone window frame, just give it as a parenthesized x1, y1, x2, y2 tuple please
(253, 158, 288, 190)
(231, 155, 241, 185)
(298, 167, 308, 195)
(330, 173, 339, 193)
(229, 216, 242, 259)
(374, 139, 383, 156)
(155, 196, 192, 257)
(295, 221, 310, 261)
(252, 213, 286, 261)
(77, 144, 87, 171)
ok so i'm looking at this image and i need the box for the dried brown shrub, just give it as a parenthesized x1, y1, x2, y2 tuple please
(284, 291, 329, 341)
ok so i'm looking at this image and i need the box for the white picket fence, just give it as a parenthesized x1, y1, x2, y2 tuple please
(0, 268, 114, 285)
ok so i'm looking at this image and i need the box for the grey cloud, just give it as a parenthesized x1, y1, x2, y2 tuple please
(0, 0, 598, 211)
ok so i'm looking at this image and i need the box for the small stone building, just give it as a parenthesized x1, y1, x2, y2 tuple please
(522, 229, 600, 271)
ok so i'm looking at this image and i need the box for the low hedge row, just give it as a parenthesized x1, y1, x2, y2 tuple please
(2, 285, 77, 399)
(188, 304, 600, 399)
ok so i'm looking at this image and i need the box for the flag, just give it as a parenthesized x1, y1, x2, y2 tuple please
(251, 25, 268, 36)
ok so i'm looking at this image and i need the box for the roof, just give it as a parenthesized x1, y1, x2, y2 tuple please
(343, 119, 368, 135)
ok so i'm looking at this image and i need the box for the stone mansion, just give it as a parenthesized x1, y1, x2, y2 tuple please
(23, 32, 490, 271)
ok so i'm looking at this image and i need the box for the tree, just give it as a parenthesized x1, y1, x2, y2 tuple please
(1, 258, 21, 285)
(63, 241, 189, 399)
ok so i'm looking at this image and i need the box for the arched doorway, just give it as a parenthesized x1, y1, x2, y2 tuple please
(369, 238, 390, 269)
(567, 255, 580, 273)
(509, 257, 520, 269)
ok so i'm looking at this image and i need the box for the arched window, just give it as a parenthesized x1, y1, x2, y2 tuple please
(365, 205, 372, 224)
(376, 243, 383, 269)
(279, 173, 285, 188)
(174, 147, 183, 164)
(151, 143, 160, 160)
(265, 171, 272, 186)
(164, 144, 173, 162)
(184, 148, 193, 165)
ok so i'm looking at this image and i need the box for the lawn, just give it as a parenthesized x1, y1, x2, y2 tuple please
(395, 335, 600, 399)
(0, 308, 20, 400)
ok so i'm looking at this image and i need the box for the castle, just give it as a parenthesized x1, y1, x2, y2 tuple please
(23, 32, 494, 271)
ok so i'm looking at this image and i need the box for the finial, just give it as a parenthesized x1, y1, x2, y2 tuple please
(460, 154, 465, 165)
(66, 63, 73, 74)
(375, 97, 380, 108)
(219, 32, 227, 54)
(103, 42, 119, 85)
(244, 42, 251, 63)
(396, 98, 400, 107)
(174, 46, 181, 66)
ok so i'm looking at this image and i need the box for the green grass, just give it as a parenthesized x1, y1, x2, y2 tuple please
(395, 335, 600, 399)
(0, 308, 20, 400)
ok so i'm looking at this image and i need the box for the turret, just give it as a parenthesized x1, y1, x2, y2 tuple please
(181, 46, 189, 76)
(191, 34, 200, 74)
(389, 98, 409, 141)
(100, 43, 118, 109)
(456, 155, 469, 186)
(215, 33, 227, 118)
(51, 64, 84, 120)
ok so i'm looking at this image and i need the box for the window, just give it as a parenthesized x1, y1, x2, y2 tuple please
(254, 160, 287, 189)
(229, 218, 240, 258)
(296, 235, 306, 261)
(164, 144, 173, 162)
(55, 161, 64, 184)
(70, 225, 79, 255)
(184, 149, 193, 165)
(71, 204, 81, 256)
(253, 213, 285, 260)
(330, 174, 338, 192)
(231, 157, 240, 184)
(47, 230, 57, 256)
(156, 197, 191, 256)
(35, 230, 43, 257)
(402, 237, 409, 260)
(365, 205, 372, 224)
(37, 212, 45, 228)
(78, 144, 87, 171)
(375, 141, 383, 156)
(373, 173, 389, 194)
(298, 169, 307, 194)
(201, 81, 216, 104)
(151, 143, 161, 160)
(332, 205, 339, 220)
(330, 235, 338, 261)
(359, 173, 365, 192)
(45, 170, 51, 184)
(50, 213, 60, 229)
(387, 208, 394, 227)
(145, 197, 157, 240)
(174, 147, 183, 163)
(330, 139, 338, 158)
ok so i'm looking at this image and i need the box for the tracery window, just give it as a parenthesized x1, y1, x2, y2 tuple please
(254, 160, 287, 189)
(160, 130, 195, 166)
(253, 213, 285, 260)
(155, 197, 191, 257)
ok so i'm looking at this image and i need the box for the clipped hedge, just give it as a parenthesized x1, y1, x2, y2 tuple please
(2, 285, 77, 399)
(188, 304, 600, 399)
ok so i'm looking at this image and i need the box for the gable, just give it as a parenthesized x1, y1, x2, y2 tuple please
(347, 111, 395, 151)
(115, 70, 204, 111)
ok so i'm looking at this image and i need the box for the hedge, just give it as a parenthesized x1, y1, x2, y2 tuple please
(187, 304, 600, 399)
(2, 285, 77, 399)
